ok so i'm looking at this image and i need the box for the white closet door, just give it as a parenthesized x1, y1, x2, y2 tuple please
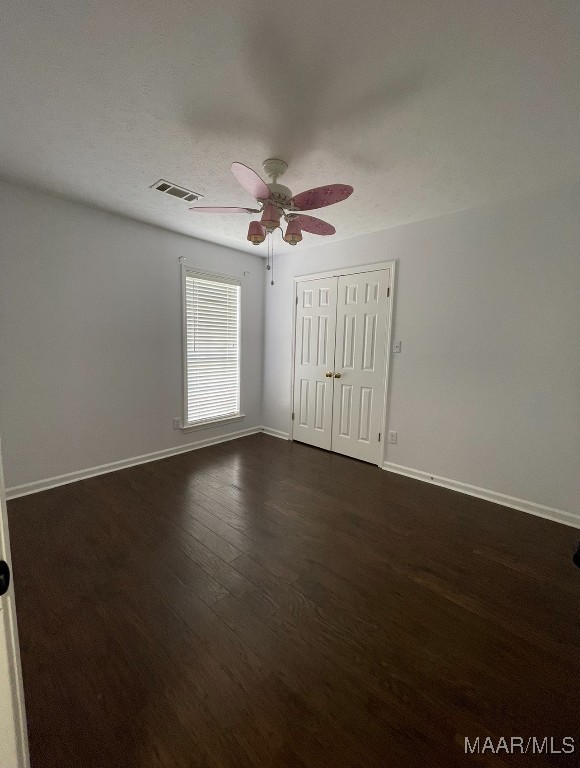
(331, 270, 390, 463)
(292, 277, 338, 450)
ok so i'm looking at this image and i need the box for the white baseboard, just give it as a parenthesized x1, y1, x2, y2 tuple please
(6, 426, 262, 500)
(382, 461, 579, 529)
(260, 427, 290, 440)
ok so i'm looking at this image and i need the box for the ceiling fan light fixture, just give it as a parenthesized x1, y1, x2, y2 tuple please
(260, 203, 281, 232)
(247, 221, 266, 244)
(284, 220, 302, 245)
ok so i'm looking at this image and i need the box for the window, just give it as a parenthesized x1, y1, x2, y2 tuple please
(182, 268, 241, 427)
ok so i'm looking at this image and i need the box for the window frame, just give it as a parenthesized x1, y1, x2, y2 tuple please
(181, 265, 244, 431)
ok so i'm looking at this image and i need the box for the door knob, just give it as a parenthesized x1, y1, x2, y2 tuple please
(0, 560, 10, 597)
(334, 372, 342, 378)
(325, 371, 333, 377)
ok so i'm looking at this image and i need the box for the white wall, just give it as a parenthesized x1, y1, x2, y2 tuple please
(263, 183, 580, 517)
(0, 182, 264, 490)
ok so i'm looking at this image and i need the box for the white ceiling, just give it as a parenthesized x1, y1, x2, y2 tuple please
(1, 0, 579, 254)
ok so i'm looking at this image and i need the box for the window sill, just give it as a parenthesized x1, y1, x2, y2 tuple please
(180, 414, 246, 432)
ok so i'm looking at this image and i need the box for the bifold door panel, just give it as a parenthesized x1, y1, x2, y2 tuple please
(292, 269, 390, 464)
(331, 271, 389, 463)
(292, 277, 338, 450)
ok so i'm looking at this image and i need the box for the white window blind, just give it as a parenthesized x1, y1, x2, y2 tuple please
(184, 270, 241, 426)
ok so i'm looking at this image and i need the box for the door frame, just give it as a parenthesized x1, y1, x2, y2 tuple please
(0, 439, 30, 768)
(289, 260, 396, 467)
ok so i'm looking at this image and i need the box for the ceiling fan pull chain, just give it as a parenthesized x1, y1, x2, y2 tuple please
(266, 233, 271, 271)
(271, 241, 275, 286)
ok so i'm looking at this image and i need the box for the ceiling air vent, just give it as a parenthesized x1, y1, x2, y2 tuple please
(151, 179, 203, 203)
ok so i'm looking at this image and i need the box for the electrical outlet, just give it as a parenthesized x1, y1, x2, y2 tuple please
(394, 340, 402, 353)
(173, 418, 181, 430)
(388, 431, 397, 444)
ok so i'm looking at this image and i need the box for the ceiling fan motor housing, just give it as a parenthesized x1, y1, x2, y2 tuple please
(267, 183, 293, 209)
(262, 159, 294, 213)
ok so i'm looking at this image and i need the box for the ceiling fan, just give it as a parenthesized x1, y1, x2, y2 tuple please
(190, 158, 353, 246)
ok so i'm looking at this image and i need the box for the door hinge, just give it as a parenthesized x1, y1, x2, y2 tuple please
(378, 432, 381, 442)
(387, 286, 390, 298)
(296, 296, 298, 305)
(291, 412, 295, 421)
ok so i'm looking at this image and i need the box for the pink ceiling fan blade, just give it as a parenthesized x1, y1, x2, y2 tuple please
(189, 206, 260, 213)
(290, 184, 353, 211)
(231, 162, 271, 201)
(292, 214, 336, 236)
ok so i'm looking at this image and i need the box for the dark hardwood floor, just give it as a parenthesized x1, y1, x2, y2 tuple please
(7, 434, 580, 767)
